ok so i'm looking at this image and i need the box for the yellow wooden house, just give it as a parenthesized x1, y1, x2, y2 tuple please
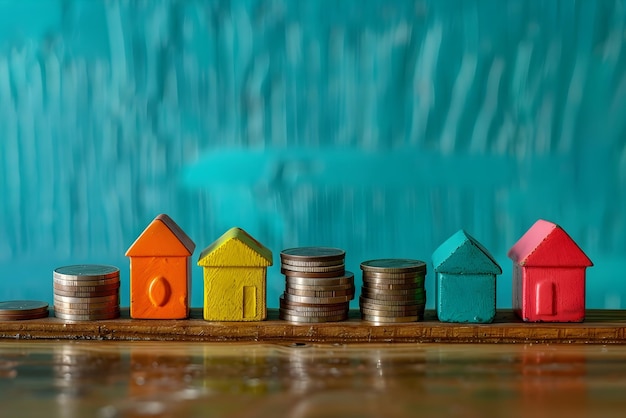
(197, 227, 273, 321)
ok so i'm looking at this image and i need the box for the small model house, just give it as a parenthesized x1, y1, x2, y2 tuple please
(432, 229, 502, 323)
(508, 219, 593, 322)
(126, 214, 195, 319)
(197, 227, 273, 321)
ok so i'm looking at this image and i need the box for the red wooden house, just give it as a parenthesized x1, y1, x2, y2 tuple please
(507, 219, 593, 322)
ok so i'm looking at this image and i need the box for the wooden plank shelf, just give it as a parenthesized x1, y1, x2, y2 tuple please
(1, 309, 626, 344)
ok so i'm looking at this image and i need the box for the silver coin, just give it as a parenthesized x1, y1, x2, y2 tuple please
(53, 277, 120, 287)
(53, 289, 120, 298)
(360, 259, 426, 273)
(53, 294, 119, 304)
(280, 266, 345, 279)
(278, 307, 348, 318)
(279, 295, 348, 311)
(360, 307, 419, 317)
(281, 258, 346, 268)
(359, 301, 420, 312)
(362, 270, 424, 279)
(361, 287, 421, 296)
(285, 282, 355, 292)
(281, 264, 345, 274)
(362, 276, 424, 286)
(283, 293, 353, 305)
(361, 314, 419, 323)
(286, 287, 355, 298)
(285, 273, 354, 286)
(53, 265, 120, 280)
(53, 300, 119, 311)
(361, 282, 421, 291)
(279, 312, 348, 323)
(360, 291, 425, 302)
(359, 302, 416, 312)
(53, 306, 120, 315)
(359, 296, 424, 307)
(280, 247, 345, 262)
(54, 311, 120, 321)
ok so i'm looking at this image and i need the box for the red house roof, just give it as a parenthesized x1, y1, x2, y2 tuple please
(126, 214, 195, 257)
(507, 219, 593, 267)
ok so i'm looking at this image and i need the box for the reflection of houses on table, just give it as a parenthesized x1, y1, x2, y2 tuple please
(197, 227, 273, 321)
(508, 219, 593, 322)
(432, 229, 502, 323)
(126, 214, 196, 319)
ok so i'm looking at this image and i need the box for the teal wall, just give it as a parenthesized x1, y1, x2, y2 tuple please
(0, 0, 625, 309)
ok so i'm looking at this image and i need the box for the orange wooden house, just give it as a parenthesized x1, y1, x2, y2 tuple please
(126, 214, 196, 319)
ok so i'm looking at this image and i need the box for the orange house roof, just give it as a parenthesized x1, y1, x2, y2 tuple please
(126, 214, 195, 257)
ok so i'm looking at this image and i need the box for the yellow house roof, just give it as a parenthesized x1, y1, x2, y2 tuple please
(197, 227, 273, 267)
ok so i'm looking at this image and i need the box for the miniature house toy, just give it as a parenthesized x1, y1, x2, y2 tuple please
(126, 214, 196, 319)
(432, 229, 502, 323)
(197, 227, 273, 321)
(508, 219, 593, 322)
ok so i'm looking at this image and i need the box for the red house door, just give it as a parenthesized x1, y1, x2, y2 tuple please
(535, 281, 555, 316)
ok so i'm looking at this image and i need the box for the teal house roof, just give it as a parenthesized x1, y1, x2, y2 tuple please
(432, 230, 502, 275)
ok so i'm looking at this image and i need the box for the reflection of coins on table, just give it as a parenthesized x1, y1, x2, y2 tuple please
(360, 259, 427, 323)
(0, 300, 49, 320)
(53, 265, 120, 321)
(279, 247, 353, 323)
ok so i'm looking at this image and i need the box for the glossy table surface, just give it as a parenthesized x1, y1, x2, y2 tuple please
(1, 340, 626, 418)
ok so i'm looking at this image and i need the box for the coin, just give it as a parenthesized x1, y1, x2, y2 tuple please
(360, 307, 419, 316)
(53, 311, 120, 321)
(285, 272, 354, 285)
(53, 300, 119, 311)
(361, 287, 421, 296)
(282, 268, 347, 278)
(286, 288, 355, 298)
(53, 294, 119, 304)
(360, 259, 426, 273)
(53, 277, 120, 287)
(362, 277, 424, 287)
(283, 293, 353, 305)
(361, 314, 418, 323)
(0, 311, 50, 320)
(280, 247, 345, 263)
(359, 296, 423, 307)
(286, 282, 355, 292)
(279, 295, 348, 311)
(53, 265, 120, 280)
(0, 300, 49, 320)
(278, 307, 348, 317)
(0, 300, 49, 314)
(279, 312, 348, 323)
(281, 258, 345, 267)
(359, 300, 421, 312)
(52, 289, 120, 298)
(281, 264, 345, 274)
(362, 282, 420, 291)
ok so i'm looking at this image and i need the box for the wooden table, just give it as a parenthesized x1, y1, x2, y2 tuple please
(1, 340, 626, 417)
(2, 309, 626, 416)
(2, 309, 626, 344)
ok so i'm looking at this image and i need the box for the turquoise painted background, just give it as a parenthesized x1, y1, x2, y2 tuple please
(0, 0, 625, 310)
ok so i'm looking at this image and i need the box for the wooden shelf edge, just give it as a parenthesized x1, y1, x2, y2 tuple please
(1, 309, 626, 344)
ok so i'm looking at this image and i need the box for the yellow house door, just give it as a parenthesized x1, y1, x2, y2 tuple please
(243, 286, 257, 319)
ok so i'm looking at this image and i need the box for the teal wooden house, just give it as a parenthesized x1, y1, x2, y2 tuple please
(432, 230, 502, 323)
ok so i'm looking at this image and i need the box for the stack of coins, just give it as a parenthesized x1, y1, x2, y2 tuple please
(0, 300, 49, 320)
(53, 265, 120, 321)
(360, 259, 427, 323)
(279, 247, 354, 322)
